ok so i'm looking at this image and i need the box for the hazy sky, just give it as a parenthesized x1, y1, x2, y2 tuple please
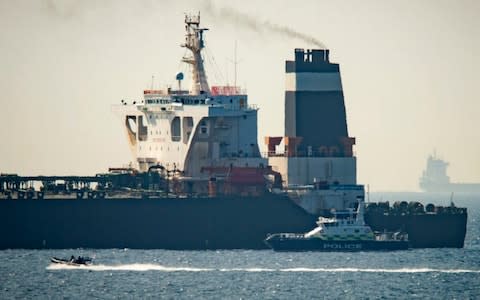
(1, 0, 479, 191)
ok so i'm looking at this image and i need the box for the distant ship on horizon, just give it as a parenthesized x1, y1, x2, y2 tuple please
(419, 153, 480, 193)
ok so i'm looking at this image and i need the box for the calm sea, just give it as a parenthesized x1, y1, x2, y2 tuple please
(1, 192, 479, 299)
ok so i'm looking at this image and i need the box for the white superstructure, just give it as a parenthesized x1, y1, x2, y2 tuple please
(113, 14, 265, 182)
(304, 201, 374, 240)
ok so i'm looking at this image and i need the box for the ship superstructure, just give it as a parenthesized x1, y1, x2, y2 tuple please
(420, 153, 480, 193)
(113, 14, 266, 195)
(267, 49, 363, 214)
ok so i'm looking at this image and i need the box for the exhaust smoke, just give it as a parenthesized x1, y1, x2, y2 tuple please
(203, 0, 326, 48)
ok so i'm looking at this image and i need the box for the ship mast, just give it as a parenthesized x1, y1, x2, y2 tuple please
(182, 13, 210, 96)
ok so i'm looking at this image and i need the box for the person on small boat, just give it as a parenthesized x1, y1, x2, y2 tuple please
(67, 255, 84, 264)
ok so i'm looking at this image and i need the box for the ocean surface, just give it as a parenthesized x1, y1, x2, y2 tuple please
(1, 192, 479, 299)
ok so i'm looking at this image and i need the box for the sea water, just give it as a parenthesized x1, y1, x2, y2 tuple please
(1, 193, 479, 299)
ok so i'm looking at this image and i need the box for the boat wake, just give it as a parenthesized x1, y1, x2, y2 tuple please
(47, 263, 211, 272)
(47, 264, 480, 273)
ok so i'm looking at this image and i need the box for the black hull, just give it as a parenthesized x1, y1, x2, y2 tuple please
(0, 196, 467, 249)
(264, 236, 409, 252)
(365, 211, 467, 248)
(0, 195, 316, 250)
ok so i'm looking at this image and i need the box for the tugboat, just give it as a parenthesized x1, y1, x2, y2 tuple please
(264, 201, 409, 251)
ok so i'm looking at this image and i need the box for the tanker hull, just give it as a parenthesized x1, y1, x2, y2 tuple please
(0, 195, 316, 250)
(365, 211, 467, 248)
(0, 196, 467, 249)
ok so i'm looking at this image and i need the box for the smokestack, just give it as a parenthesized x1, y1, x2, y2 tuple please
(294, 48, 304, 63)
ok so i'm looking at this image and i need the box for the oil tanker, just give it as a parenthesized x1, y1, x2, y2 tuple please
(0, 14, 467, 249)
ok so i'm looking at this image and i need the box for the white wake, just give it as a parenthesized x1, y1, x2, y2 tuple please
(47, 264, 480, 273)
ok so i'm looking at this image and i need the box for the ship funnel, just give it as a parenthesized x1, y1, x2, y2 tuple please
(284, 48, 355, 158)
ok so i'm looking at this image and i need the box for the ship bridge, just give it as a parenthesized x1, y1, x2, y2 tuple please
(112, 14, 264, 178)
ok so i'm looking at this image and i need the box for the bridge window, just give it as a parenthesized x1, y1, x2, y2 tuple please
(171, 117, 181, 142)
(199, 120, 208, 135)
(138, 116, 148, 141)
(182, 117, 194, 144)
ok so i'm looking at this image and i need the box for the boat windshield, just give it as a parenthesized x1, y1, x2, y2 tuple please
(305, 226, 322, 238)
